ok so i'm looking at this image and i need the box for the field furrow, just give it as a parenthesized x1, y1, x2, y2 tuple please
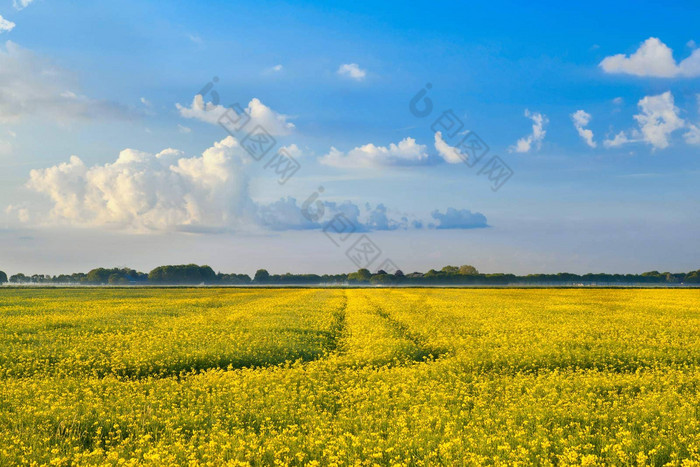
(334, 290, 433, 366)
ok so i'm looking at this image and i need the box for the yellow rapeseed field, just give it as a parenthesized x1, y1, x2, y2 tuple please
(1, 288, 700, 465)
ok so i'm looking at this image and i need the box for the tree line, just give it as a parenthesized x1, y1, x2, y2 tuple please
(1, 264, 699, 286)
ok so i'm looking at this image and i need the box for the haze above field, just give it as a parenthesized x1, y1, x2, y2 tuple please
(0, 0, 698, 274)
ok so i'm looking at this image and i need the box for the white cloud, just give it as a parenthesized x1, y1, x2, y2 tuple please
(337, 63, 366, 81)
(613, 97, 624, 105)
(510, 110, 548, 153)
(603, 131, 631, 148)
(140, 97, 151, 107)
(684, 124, 700, 145)
(12, 0, 34, 10)
(176, 95, 294, 135)
(266, 64, 283, 73)
(0, 41, 129, 123)
(571, 110, 596, 148)
(16, 136, 257, 232)
(434, 131, 465, 164)
(634, 92, 685, 149)
(600, 37, 700, 78)
(177, 124, 191, 134)
(319, 137, 430, 168)
(604, 91, 688, 149)
(278, 143, 303, 158)
(0, 15, 16, 33)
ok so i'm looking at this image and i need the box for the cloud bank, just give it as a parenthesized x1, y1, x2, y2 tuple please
(10, 136, 486, 232)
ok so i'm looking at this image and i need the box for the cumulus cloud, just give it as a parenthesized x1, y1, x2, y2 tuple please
(430, 208, 488, 229)
(635, 92, 686, 149)
(319, 137, 431, 168)
(685, 124, 700, 145)
(434, 131, 465, 164)
(0, 41, 129, 123)
(15, 136, 256, 231)
(0, 15, 15, 33)
(278, 143, 303, 158)
(600, 37, 700, 78)
(603, 131, 631, 148)
(13, 0, 34, 10)
(605, 91, 687, 150)
(510, 110, 548, 153)
(176, 95, 294, 135)
(337, 63, 366, 81)
(571, 110, 596, 148)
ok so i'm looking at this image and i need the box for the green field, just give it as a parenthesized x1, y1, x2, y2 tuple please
(1, 288, 700, 465)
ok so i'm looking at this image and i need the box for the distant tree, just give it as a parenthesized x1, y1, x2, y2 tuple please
(685, 270, 700, 283)
(148, 264, 216, 284)
(347, 268, 372, 283)
(441, 265, 459, 274)
(640, 271, 664, 283)
(217, 273, 252, 285)
(664, 272, 680, 283)
(458, 265, 479, 275)
(85, 267, 146, 285)
(108, 273, 129, 285)
(253, 269, 270, 283)
(0, 271, 7, 284)
(10, 273, 28, 283)
(394, 270, 404, 277)
(87, 268, 111, 284)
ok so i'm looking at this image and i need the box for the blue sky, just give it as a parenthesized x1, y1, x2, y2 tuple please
(0, 0, 698, 275)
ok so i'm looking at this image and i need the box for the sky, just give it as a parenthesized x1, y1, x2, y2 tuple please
(0, 0, 698, 276)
